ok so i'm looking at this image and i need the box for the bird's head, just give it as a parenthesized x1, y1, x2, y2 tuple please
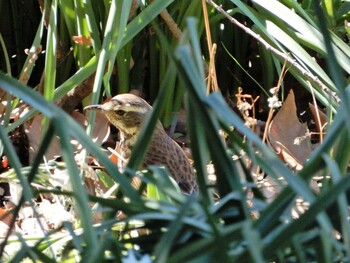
(85, 93, 152, 139)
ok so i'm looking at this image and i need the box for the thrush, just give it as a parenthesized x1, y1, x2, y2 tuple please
(85, 93, 197, 194)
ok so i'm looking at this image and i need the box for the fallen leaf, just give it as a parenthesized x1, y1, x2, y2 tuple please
(25, 112, 110, 163)
(25, 114, 62, 163)
(268, 90, 311, 170)
(73, 111, 110, 144)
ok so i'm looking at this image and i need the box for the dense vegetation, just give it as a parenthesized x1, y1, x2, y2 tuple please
(1, 0, 350, 262)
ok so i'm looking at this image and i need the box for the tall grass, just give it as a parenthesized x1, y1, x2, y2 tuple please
(1, 0, 350, 261)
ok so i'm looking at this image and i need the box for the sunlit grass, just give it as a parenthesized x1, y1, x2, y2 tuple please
(1, 0, 350, 261)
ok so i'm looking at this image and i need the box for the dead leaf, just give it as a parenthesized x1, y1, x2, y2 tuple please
(0, 207, 13, 226)
(73, 110, 110, 145)
(268, 90, 311, 170)
(72, 35, 92, 46)
(25, 114, 62, 163)
(25, 112, 110, 163)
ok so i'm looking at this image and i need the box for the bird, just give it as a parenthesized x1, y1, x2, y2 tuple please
(85, 93, 197, 194)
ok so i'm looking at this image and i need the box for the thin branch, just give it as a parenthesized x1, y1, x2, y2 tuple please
(148, 0, 182, 40)
(203, 0, 219, 93)
(160, 9, 182, 40)
(206, 0, 340, 104)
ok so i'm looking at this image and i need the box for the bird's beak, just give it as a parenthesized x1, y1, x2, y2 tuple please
(84, 105, 103, 112)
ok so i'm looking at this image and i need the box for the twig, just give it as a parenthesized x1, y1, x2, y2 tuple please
(308, 81, 325, 142)
(57, 74, 95, 113)
(159, 9, 182, 40)
(148, 0, 182, 40)
(202, 0, 219, 93)
(262, 60, 289, 145)
(257, 60, 289, 177)
(206, 0, 340, 104)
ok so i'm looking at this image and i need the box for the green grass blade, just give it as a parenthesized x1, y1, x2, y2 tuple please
(43, 0, 57, 101)
(0, 72, 140, 202)
(52, 117, 100, 257)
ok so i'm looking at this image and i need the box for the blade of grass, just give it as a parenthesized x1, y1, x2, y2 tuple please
(324, 155, 350, 259)
(43, 0, 57, 101)
(154, 198, 194, 262)
(260, 171, 350, 259)
(176, 19, 249, 216)
(313, 2, 350, 127)
(0, 124, 52, 256)
(0, 72, 140, 202)
(0, 33, 11, 75)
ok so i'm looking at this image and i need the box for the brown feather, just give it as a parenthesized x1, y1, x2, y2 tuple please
(85, 93, 197, 194)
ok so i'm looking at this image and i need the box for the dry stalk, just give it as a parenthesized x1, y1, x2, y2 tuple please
(159, 9, 182, 40)
(308, 81, 326, 143)
(202, 0, 219, 93)
(148, 0, 182, 40)
(262, 60, 289, 144)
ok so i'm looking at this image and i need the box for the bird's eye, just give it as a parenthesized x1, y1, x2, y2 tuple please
(116, 110, 126, 116)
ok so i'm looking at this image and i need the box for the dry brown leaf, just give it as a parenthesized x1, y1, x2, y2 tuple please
(0, 207, 13, 226)
(268, 90, 311, 170)
(25, 114, 62, 162)
(25, 112, 110, 163)
(72, 111, 110, 144)
(72, 35, 92, 46)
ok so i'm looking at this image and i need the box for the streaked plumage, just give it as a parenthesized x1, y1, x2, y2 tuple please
(85, 93, 197, 194)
